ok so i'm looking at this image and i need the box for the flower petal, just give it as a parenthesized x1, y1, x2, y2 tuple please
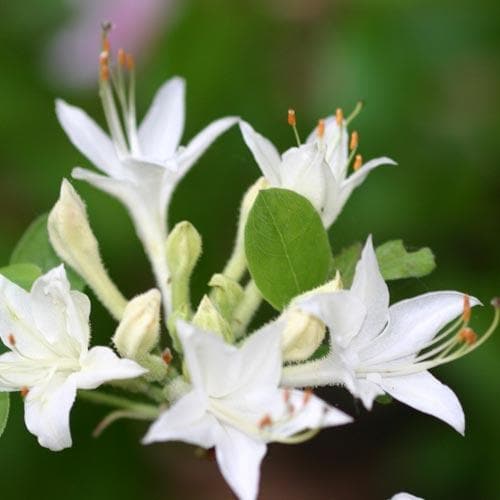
(24, 374, 77, 451)
(76, 346, 146, 389)
(215, 424, 266, 500)
(138, 77, 186, 160)
(56, 99, 122, 175)
(389, 493, 424, 500)
(0, 351, 48, 390)
(378, 371, 465, 434)
(177, 116, 238, 176)
(362, 292, 480, 366)
(349, 236, 390, 348)
(239, 121, 281, 185)
(143, 389, 217, 448)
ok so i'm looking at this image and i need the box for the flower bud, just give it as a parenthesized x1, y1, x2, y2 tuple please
(281, 273, 343, 362)
(192, 295, 233, 343)
(166, 221, 202, 280)
(113, 289, 161, 359)
(48, 179, 127, 319)
(208, 273, 244, 320)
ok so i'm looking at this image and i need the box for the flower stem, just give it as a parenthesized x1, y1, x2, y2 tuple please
(78, 390, 160, 418)
(232, 280, 262, 338)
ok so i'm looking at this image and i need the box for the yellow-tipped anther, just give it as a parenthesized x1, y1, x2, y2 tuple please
(99, 51, 110, 81)
(317, 119, 325, 138)
(462, 295, 471, 323)
(458, 327, 477, 346)
(118, 48, 126, 67)
(126, 53, 135, 71)
(335, 108, 344, 125)
(353, 154, 363, 171)
(288, 109, 297, 127)
(350, 131, 359, 151)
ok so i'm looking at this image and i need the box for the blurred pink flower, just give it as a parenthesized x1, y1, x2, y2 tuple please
(44, 0, 178, 89)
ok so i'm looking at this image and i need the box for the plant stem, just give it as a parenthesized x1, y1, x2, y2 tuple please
(78, 390, 160, 418)
(232, 280, 263, 338)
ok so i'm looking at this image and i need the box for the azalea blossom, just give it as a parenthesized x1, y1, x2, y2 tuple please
(56, 40, 237, 312)
(143, 320, 352, 500)
(239, 110, 395, 227)
(0, 266, 146, 451)
(281, 236, 495, 433)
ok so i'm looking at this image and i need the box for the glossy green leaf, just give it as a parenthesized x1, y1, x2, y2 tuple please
(245, 188, 332, 310)
(0, 263, 42, 290)
(0, 393, 9, 439)
(10, 214, 86, 290)
(376, 239, 436, 280)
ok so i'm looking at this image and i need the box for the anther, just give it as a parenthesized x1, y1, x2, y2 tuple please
(258, 414, 273, 429)
(353, 154, 363, 171)
(349, 131, 359, 151)
(125, 53, 135, 71)
(288, 109, 296, 127)
(20, 387, 29, 398)
(7, 334, 15, 347)
(101, 21, 112, 52)
(118, 48, 127, 67)
(491, 297, 500, 309)
(462, 295, 471, 323)
(283, 388, 291, 404)
(335, 108, 344, 125)
(303, 388, 313, 405)
(458, 327, 477, 346)
(317, 119, 325, 138)
(162, 348, 173, 365)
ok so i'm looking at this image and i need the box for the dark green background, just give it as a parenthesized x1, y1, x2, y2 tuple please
(0, 1, 498, 498)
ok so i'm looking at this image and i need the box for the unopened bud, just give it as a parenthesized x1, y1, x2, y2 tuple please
(166, 221, 202, 279)
(113, 289, 161, 359)
(208, 274, 244, 320)
(48, 179, 127, 319)
(192, 295, 233, 343)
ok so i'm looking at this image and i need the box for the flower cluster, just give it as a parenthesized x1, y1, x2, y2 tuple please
(0, 28, 497, 500)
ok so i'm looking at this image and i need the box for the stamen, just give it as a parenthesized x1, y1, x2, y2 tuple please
(349, 131, 359, 151)
(287, 108, 301, 146)
(335, 108, 344, 125)
(462, 295, 471, 323)
(458, 327, 477, 346)
(99, 51, 110, 82)
(7, 334, 15, 347)
(101, 21, 112, 52)
(162, 348, 173, 365)
(20, 386, 29, 398)
(258, 414, 273, 429)
(117, 48, 127, 68)
(125, 53, 135, 71)
(353, 154, 363, 171)
(317, 119, 325, 138)
(282, 388, 291, 404)
(302, 388, 313, 405)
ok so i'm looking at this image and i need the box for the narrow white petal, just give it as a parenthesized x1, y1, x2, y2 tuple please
(76, 346, 146, 390)
(143, 390, 217, 448)
(389, 493, 424, 500)
(215, 424, 266, 500)
(378, 371, 465, 434)
(56, 99, 122, 175)
(138, 77, 186, 160)
(24, 374, 77, 451)
(296, 291, 366, 348)
(31, 265, 90, 355)
(363, 292, 480, 365)
(239, 121, 281, 185)
(349, 236, 390, 348)
(0, 351, 48, 390)
(177, 116, 238, 175)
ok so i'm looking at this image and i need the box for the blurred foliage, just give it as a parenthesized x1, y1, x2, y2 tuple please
(0, 0, 499, 498)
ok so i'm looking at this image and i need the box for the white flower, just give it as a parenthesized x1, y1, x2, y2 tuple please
(390, 493, 424, 500)
(239, 117, 395, 227)
(143, 320, 351, 500)
(0, 266, 146, 451)
(57, 68, 237, 310)
(282, 237, 482, 434)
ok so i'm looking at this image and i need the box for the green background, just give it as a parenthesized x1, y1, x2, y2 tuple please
(0, 0, 499, 498)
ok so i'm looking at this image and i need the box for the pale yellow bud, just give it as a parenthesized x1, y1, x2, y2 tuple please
(48, 179, 126, 319)
(208, 273, 244, 320)
(166, 221, 202, 279)
(113, 289, 161, 359)
(192, 295, 233, 343)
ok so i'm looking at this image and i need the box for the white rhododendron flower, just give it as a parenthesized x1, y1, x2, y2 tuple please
(0, 266, 146, 451)
(390, 493, 424, 500)
(283, 237, 483, 433)
(144, 320, 352, 500)
(239, 111, 395, 227)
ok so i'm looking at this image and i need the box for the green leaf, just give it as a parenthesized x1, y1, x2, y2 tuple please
(0, 393, 9, 439)
(0, 263, 42, 290)
(10, 214, 86, 290)
(375, 394, 393, 405)
(376, 240, 436, 280)
(333, 242, 363, 288)
(245, 188, 332, 310)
